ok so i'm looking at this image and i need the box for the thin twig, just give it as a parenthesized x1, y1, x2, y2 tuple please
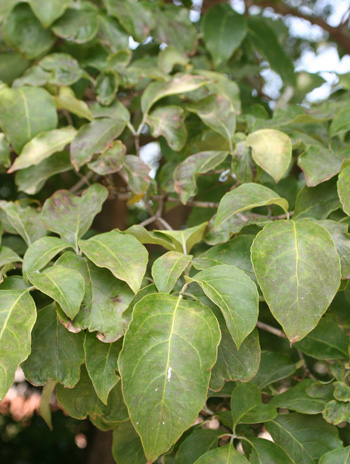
(70, 171, 94, 193)
(155, 216, 173, 230)
(256, 321, 287, 339)
(138, 216, 157, 227)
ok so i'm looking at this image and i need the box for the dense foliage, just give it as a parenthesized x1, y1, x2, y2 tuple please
(1, 0, 350, 462)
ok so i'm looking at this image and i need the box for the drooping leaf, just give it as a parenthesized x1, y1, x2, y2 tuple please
(175, 429, 222, 464)
(22, 303, 84, 387)
(266, 413, 343, 463)
(15, 150, 72, 195)
(249, 438, 294, 464)
(84, 333, 120, 404)
(152, 251, 192, 293)
(28, 0, 70, 27)
(79, 230, 148, 293)
(202, 4, 247, 68)
(52, 8, 99, 44)
(125, 225, 177, 251)
(121, 155, 150, 195)
(157, 222, 208, 254)
(147, 106, 187, 152)
(187, 264, 258, 348)
(141, 74, 208, 114)
(118, 293, 221, 462)
(88, 140, 126, 175)
(246, 129, 292, 183)
(9, 126, 76, 172)
(0, 289, 36, 400)
(39, 380, 56, 430)
(23, 236, 72, 274)
(294, 178, 340, 219)
(294, 317, 348, 360)
(188, 95, 236, 144)
(70, 118, 126, 170)
(42, 184, 108, 249)
(56, 252, 134, 342)
(193, 444, 250, 464)
(298, 145, 347, 187)
(252, 352, 302, 389)
(251, 220, 341, 342)
(319, 446, 350, 464)
(215, 183, 289, 229)
(112, 421, 146, 464)
(0, 86, 57, 153)
(174, 151, 228, 204)
(56, 364, 128, 422)
(2, 4, 55, 59)
(231, 382, 277, 429)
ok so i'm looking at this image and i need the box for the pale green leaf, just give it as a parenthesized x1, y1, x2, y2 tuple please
(23, 236, 72, 274)
(39, 380, 56, 430)
(323, 400, 350, 425)
(152, 251, 192, 293)
(329, 108, 350, 138)
(53, 86, 93, 121)
(158, 46, 189, 74)
(338, 164, 350, 216)
(319, 446, 350, 464)
(29, 0, 70, 27)
(98, 15, 129, 53)
(39, 53, 84, 86)
(125, 225, 177, 251)
(0, 246, 22, 267)
(0, 133, 10, 171)
(122, 155, 150, 195)
(147, 106, 187, 152)
(157, 222, 208, 254)
(118, 293, 221, 462)
(88, 140, 125, 175)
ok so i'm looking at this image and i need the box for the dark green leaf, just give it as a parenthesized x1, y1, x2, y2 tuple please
(52, 8, 99, 44)
(112, 421, 146, 464)
(294, 178, 340, 219)
(152, 251, 192, 293)
(193, 444, 249, 463)
(252, 352, 302, 389)
(249, 438, 294, 464)
(28, 0, 70, 27)
(175, 429, 222, 464)
(319, 446, 350, 464)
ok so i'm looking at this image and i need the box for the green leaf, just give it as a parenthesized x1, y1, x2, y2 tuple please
(42, 184, 108, 249)
(323, 400, 350, 425)
(249, 438, 294, 464)
(248, 17, 295, 86)
(319, 446, 350, 464)
(9, 126, 76, 172)
(252, 352, 301, 389)
(53, 86, 93, 121)
(188, 95, 236, 144)
(329, 108, 350, 138)
(121, 155, 150, 195)
(294, 317, 348, 360)
(125, 225, 177, 251)
(98, 15, 129, 53)
(39, 53, 84, 86)
(193, 235, 255, 281)
(202, 4, 247, 68)
(88, 140, 125, 175)
(52, 8, 99, 44)
(246, 129, 292, 183)
(334, 381, 350, 402)
(0, 201, 46, 245)
(70, 118, 125, 170)
(141, 74, 208, 114)
(104, 0, 155, 43)
(22, 303, 84, 387)
(15, 150, 72, 195)
(147, 106, 187, 152)
(0, 289, 36, 400)
(158, 46, 189, 74)
(84, 333, 121, 404)
(174, 151, 228, 204)
(23, 236, 72, 274)
(91, 100, 130, 122)
(251, 220, 341, 342)
(56, 364, 128, 422)
(152, 251, 192, 293)
(294, 178, 340, 219)
(231, 382, 277, 428)
(270, 379, 327, 414)
(0, 86, 57, 153)
(118, 293, 221, 462)
(0, 246, 22, 267)
(28, 0, 70, 27)
(193, 444, 250, 464)
(39, 380, 56, 430)
(298, 145, 347, 187)
(0, 53, 30, 85)
(0, 133, 10, 172)
(187, 264, 258, 348)
(338, 164, 350, 216)
(215, 183, 289, 229)
(79, 230, 148, 293)
(56, 252, 134, 342)
(112, 421, 146, 464)
(175, 429, 222, 464)
(95, 72, 119, 106)
(157, 222, 208, 254)
(2, 4, 55, 59)
(122, 284, 157, 333)
(266, 413, 343, 463)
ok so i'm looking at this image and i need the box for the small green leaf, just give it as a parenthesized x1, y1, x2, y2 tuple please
(28, 0, 70, 27)
(88, 140, 126, 175)
(334, 382, 350, 402)
(0, 86, 57, 153)
(319, 446, 350, 464)
(52, 8, 99, 44)
(39, 380, 56, 430)
(193, 444, 250, 464)
(202, 4, 247, 68)
(98, 15, 129, 53)
(294, 178, 340, 219)
(95, 72, 119, 106)
(112, 421, 146, 464)
(338, 164, 350, 216)
(42, 184, 108, 249)
(329, 108, 350, 138)
(23, 236, 72, 274)
(53, 86, 93, 121)
(84, 333, 121, 404)
(22, 303, 84, 387)
(187, 264, 258, 348)
(118, 293, 221, 462)
(122, 155, 150, 195)
(231, 382, 277, 428)
(147, 106, 187, 152)
(266, 413, 342, 463)
(175, 429, 222, 464)
(125, 225, 176, 251)
(249, 438, 294, 464)
(0, 246, 22, 267)
(251, 220, 341, 342)
(0, 133, 10, 171)
(246, 129, 292, 183)
(215, 183, 289, 229)
(9, 126, 76, 172)
(323, 400, 350, 425)
(152, 251, 192, 293)
(158, 46, 189, 74)
(174, 151, 228, 204)
(28, 265, 85, 319)
(252, 352, 301, 389)
(0, 289, 36, 400)
(79, 230, 148, 293)
(39, 53, 84, 86)
(157, 222, 208, 254)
